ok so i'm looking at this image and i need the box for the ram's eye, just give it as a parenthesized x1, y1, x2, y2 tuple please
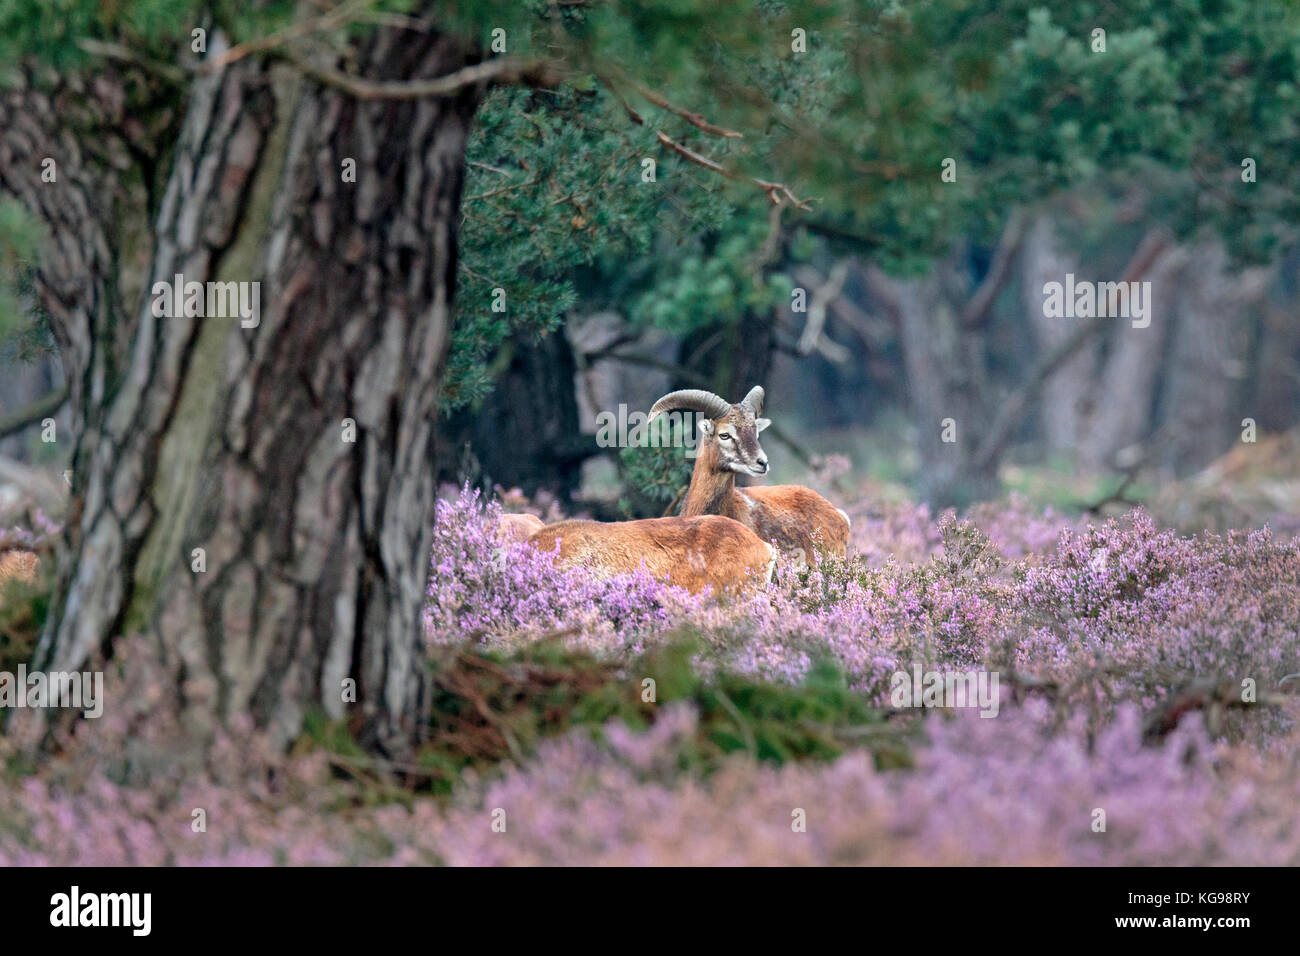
(719, 433, 732, 441)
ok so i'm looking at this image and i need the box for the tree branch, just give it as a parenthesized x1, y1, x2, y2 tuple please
(792, 262, 850, 361)
(655, 131, 813, 210)
(599, 68, 744, 139)
(960, 209, 1027, 330)
(0, 386, 68, 442)
(598, 70, 813, 210)
(207, 0, 381, 69)
(632, 83, 743, 138)
(1143, 678, 1287, 742)
(285, 51, 565, 99)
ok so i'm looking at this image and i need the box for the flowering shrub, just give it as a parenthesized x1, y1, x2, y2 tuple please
(1, 487, 1296, 866)
(424, 486, 706, 657)
(678, 517, 1013, 699)
(843, 496, 944, 566)
(9, 695, 1297, 866)
(0, 510, 57, 551)
(422, 491, 1300, 736)
(966, 493, 1081, 561)
(429, 702, 1300, 866)
(841, 492, 1076, 567)
(0, 508, 60, 674)
(1004, 512, 1300, 737)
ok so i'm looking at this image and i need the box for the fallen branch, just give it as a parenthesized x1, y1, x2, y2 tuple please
(1082, 469, 1142, 515)
(1081, 422, 1189, 515)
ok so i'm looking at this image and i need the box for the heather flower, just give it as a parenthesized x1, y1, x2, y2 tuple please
(423, 486, 707, 656)
(3, 487, 1296, 866)
(431, 701, 1300, 866)
(1005, 512, 1300, 736)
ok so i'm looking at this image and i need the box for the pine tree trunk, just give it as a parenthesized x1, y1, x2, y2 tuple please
(6, 28, 482, 756)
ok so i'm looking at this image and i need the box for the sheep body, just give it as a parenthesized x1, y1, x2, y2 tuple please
(528, 515, 776, 593)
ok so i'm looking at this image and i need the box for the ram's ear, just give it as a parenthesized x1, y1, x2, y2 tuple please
(755, 418, 771, 433)
(697, 418, 715, 438)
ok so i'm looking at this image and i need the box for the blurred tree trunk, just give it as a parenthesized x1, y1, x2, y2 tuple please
(1024, 214, 1190, 470)
(1022, 214, 1094, 460)
(1251, 248, 1300, 432)
(679, 309, 776, 402)
(439, 332, 592, 498)
(1081, 244, 1187, 466)
(876, 216, 1177, 505)
(1156, 242, 1273, 473)
(879, 255, 1000, 507)
(5, 27, 482, 756)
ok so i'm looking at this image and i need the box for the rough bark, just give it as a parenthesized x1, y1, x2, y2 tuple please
(0, 69, 144, 443)
(6, 24, 484, 757)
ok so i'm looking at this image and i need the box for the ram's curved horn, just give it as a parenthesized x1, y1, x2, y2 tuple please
(648, 389, 732, 422)
(740, 386, 765, 415)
